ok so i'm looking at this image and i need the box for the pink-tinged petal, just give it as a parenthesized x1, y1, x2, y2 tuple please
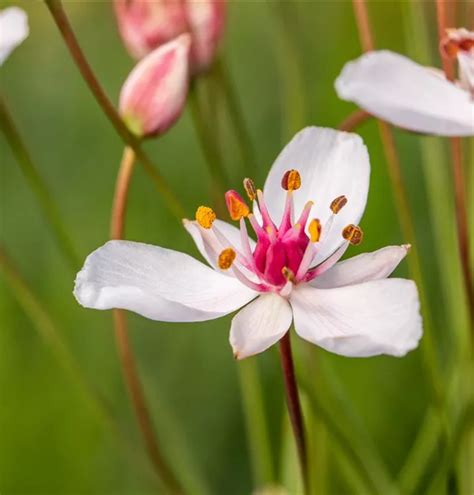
(230, 293, 292, 359)
(183, 218, 256, 271)
(263, 127, 370, 266)
(74, 240, 257, 322)
(311, 245, 409, 289)
(290, 279, 422, 357)
(119, 34, 191, 137)
(335, 50, 474, 137)
(186, 0, 226, 73)
(114, 0, 188, 60)
(0, 7, 28, 65)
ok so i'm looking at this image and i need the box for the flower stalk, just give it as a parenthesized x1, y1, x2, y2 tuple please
(279, 332, 308, 493)
(435, 0, 474, 328)
(44, 0, 185, 220)
(0, 95, 80, 271)
(338, 109, 372, 132)
(110, 147, 183, 494)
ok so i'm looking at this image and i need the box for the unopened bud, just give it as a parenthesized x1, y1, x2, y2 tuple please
(225, 190, 250, 221)
(119, 34, 191, 138)
(114, 0, 188, 60)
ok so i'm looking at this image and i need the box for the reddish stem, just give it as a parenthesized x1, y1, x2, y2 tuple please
(279, 332, 308, 493)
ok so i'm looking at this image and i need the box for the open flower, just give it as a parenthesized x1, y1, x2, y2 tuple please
(114, 0, 225, 74)
(0, 6, 28, 65)
(335, 28, 474, 137)
(74, 127, 422, 359)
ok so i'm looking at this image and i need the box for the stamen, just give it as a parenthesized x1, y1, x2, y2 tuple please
(281, 169, 301, 191)
(278, 191, 294, 234)
(256, 189, 276, 229)
(296, 200, 314, 227)
(218, 248, 236, 270)
(243, 178, 257, 201)
(342, 224, 364, 245)
(195, 206, 216, 229)
(330, 195, 347, 214)
(308, 218, 321, 243)
(225, 190, 250, 221)
(282, 266, 295, 283)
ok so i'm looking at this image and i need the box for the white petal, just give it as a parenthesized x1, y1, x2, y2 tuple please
(264, 127, 370, 265)
(230, 293, 292, 359)
(74, 240, 257, 322)
(335, 50, 474, 137)
(183, 218, 255, 270)
(0, 7, 29, 65)
(290, 279, 422, 357)
(311, 245, 409, 289)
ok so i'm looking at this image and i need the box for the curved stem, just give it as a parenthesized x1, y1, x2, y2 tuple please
(110, 147, 182, 494)
(44, 0, 185, 220)
(352, 0, 443, 404)
(338, 109, 372, 132)
(436, 0, 474, 333)
(0, 96, 80, 271)
(279, 332, 308, 493)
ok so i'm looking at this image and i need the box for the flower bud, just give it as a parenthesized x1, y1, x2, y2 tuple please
(119, 34, 191, 138)
(186, 0, 226, 74)
(114, 0, 226, 74)
(114, 0, 188, 60)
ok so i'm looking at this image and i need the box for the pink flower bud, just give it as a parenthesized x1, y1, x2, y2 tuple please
(119, 34, 191, 138)
(114, 0, 226, 73)
(114, 0, 188, 60)
(187, 0, 226, 74)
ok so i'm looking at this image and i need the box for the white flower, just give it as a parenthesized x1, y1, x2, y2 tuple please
(74, 127, 422, 359)
(335, 28, 474, 137)
(0, 7, 28, 65)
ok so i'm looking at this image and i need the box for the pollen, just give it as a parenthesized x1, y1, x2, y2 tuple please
(342, 224, 363, 245)
(281, 169, 301, 191)
(225, 190, 250, 221)
(282, 266, 295, 283)
(330, 195, 347, 214)
(195, 206, 216, 229)
(218, 248, 236, 270)
(309, 218, 321, 242)
(243, 178, 257, 201)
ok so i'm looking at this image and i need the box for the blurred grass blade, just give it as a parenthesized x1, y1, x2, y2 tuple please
(270, 0, 306, 141)
(0, 96, 80, 271)
(238, 359, 275, 487)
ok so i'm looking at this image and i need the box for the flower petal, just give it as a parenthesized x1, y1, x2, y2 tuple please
(0, 7, 29, 65)
(74, 240, 257, 322)
(311, 245, 409, 288)
(291, 279, 422, 357)
(335, 50, 474, 137)
(230, 293, 292, 359)
(264, 127, 370, 265)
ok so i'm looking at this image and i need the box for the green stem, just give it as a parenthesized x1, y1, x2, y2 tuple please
(0, 96, 80, 271)
(213, 58, 258, 176)
(237, 360, 274, 487)
(43, 0, 185, 220)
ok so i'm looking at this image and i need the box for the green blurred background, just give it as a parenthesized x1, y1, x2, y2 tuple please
(1, 1, 471, 493)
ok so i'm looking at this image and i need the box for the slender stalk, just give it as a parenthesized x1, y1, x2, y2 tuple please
(279, 332, 308, 493)
(351, 0, 443, 403)
(338, 109, 372, 132)
(0, 96, 80, 271)
(110, 147, 183, 494)
(43, 0, 185, 220)
(213, 58, 258, 176)
(436, 0, 474, 329)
